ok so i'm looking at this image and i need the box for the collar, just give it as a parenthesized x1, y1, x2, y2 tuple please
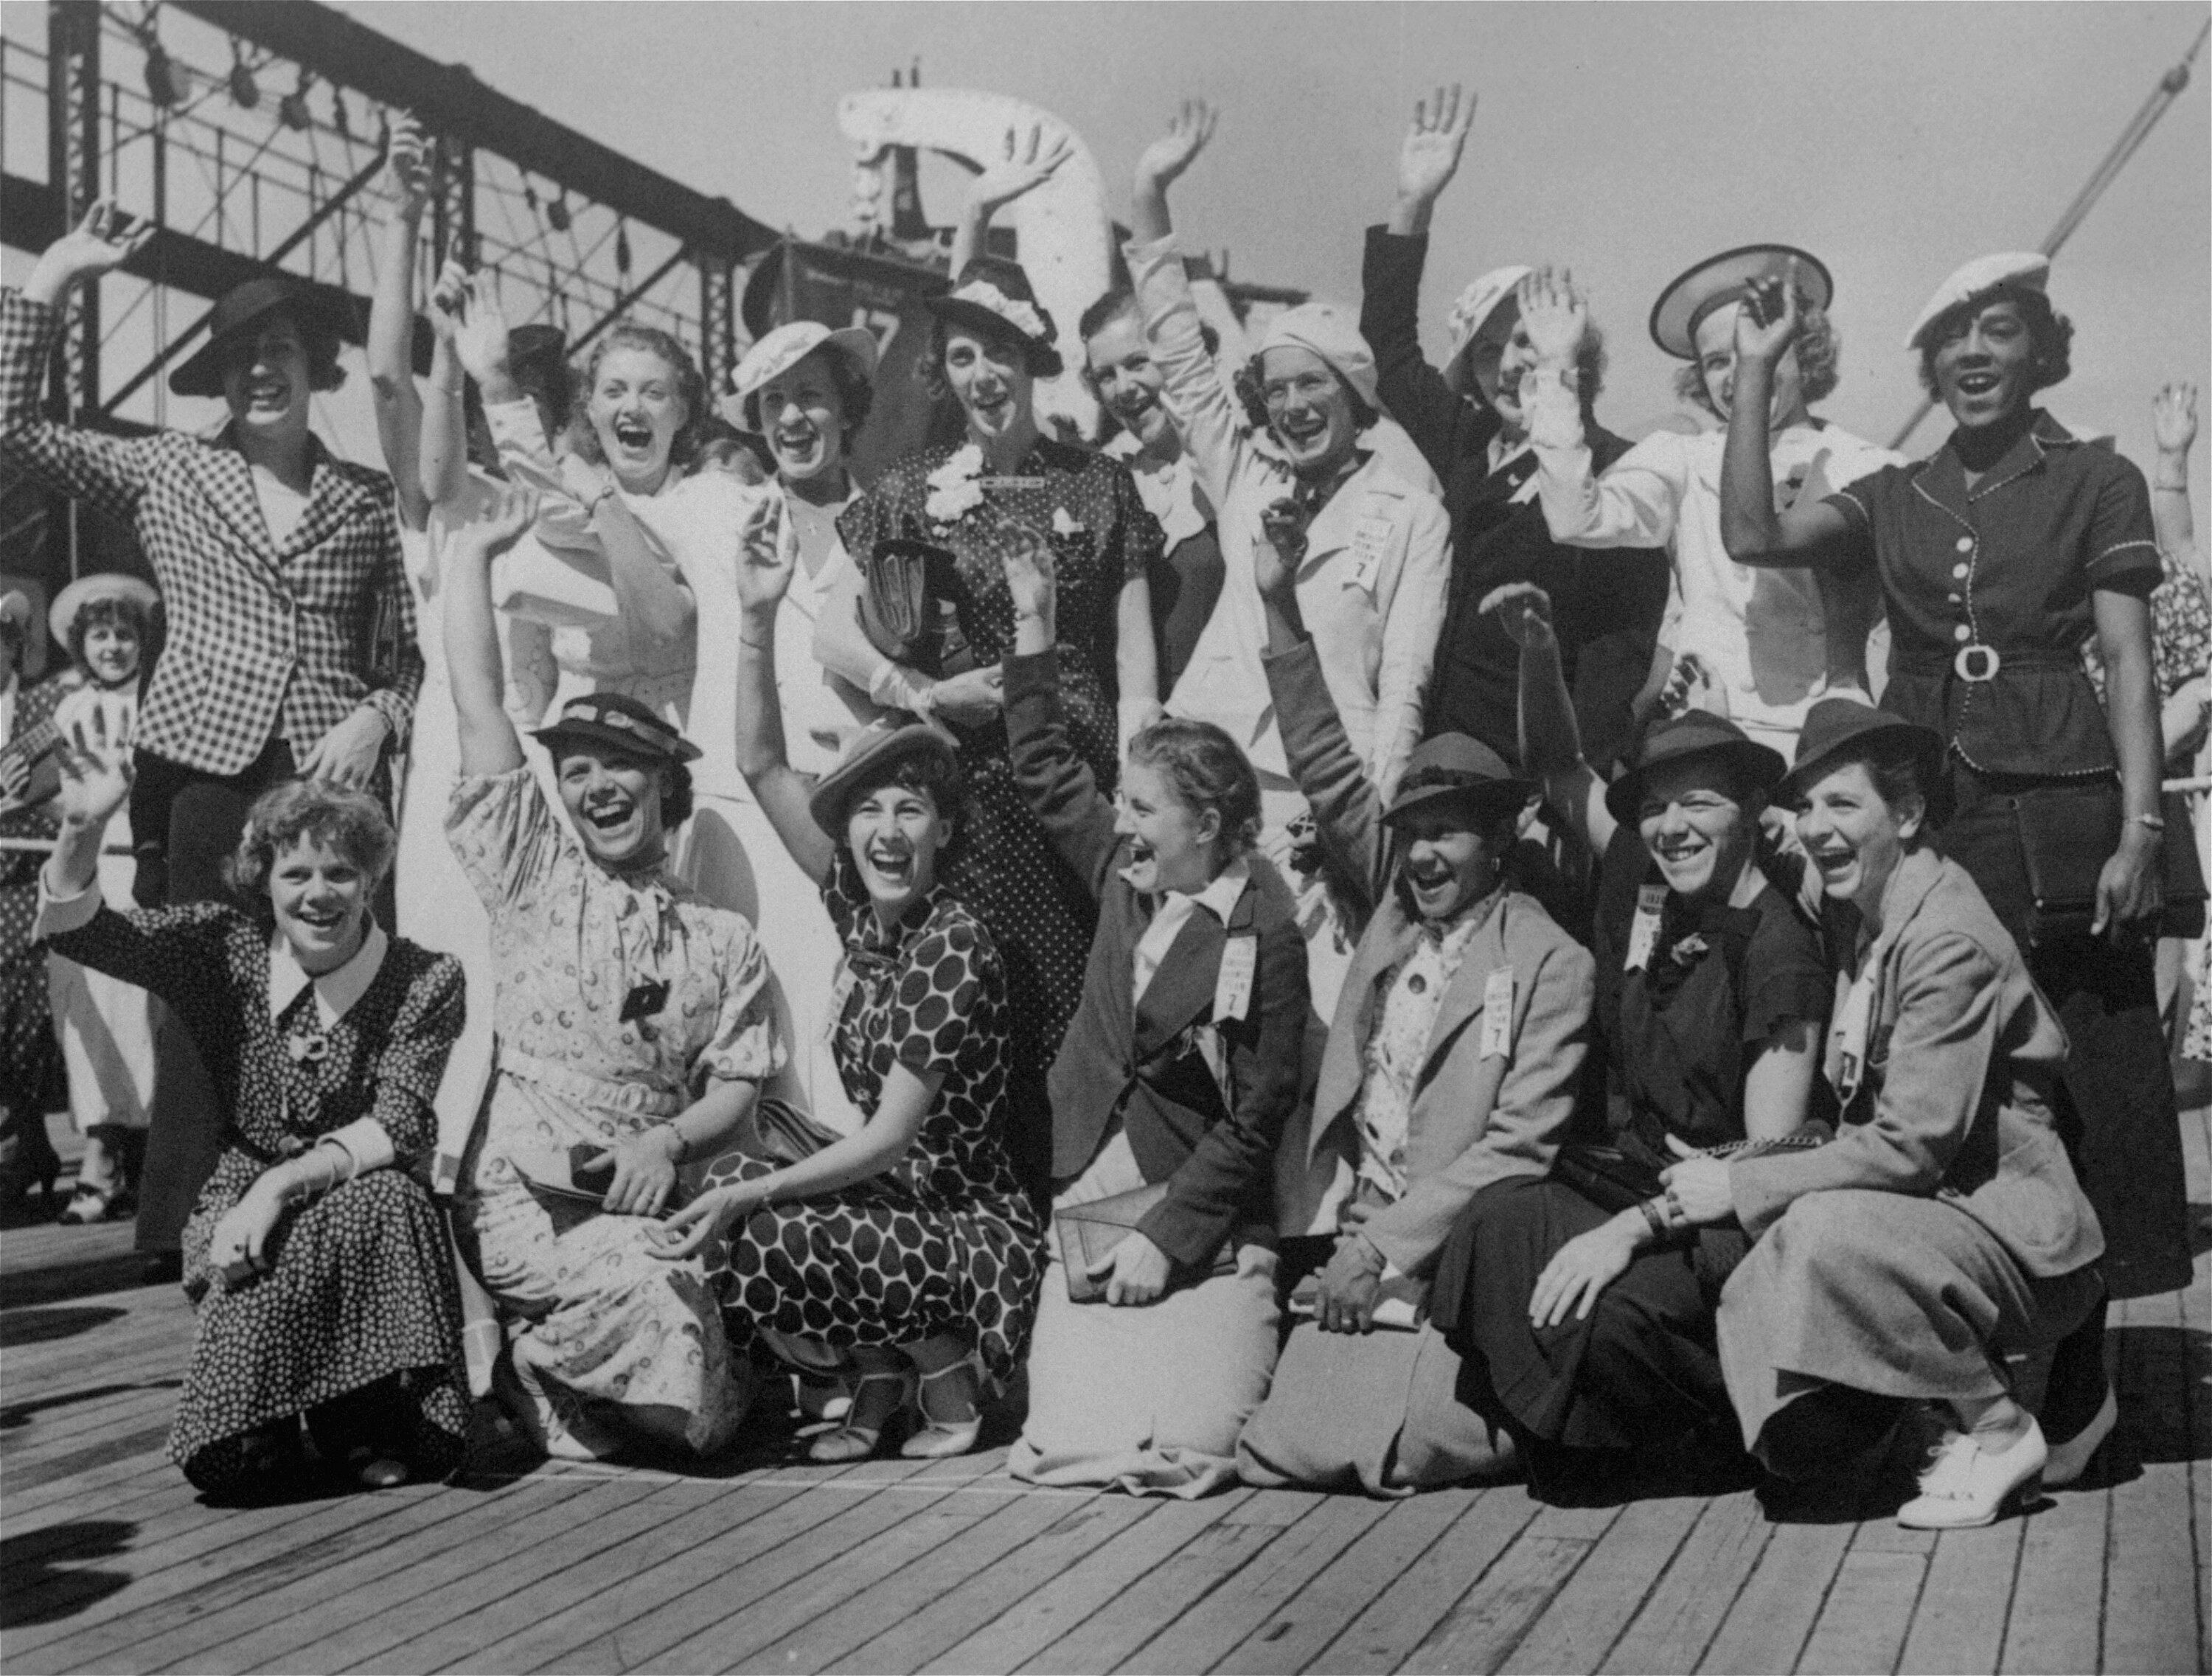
(1127, 855, 1251, 920)
(1416, 881, 1503, 947)
(856, 882, 949, 961)
(1921, 408, 2074, 507)
(268, 919, 389, 1029)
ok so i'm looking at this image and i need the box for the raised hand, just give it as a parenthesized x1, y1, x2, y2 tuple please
(968, 122, 1074, 218)
(50, 704, 135, 832)
(1396, 83, 1476, 209)
(425, 258, 469, 346)
(29, 199, 155, 301)
(1478, 581, 1557, 650)
(1135, 100, 1219, 193)
(458, 484, 539, 571)
(1734, 262, 1803, 366)
(1256, 497, 1311, 598)
(1516, 267, 1587, 366)
(382, 114, 433, 219)
(1656, 652, 1728, 720)
(2154, 382, 2199, 457)
(999, 520, 1057, 624)
(735, 494, 795, 613)
(451, 272, 514, 389)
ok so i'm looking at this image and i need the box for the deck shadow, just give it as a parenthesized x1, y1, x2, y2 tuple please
(0, 1520, 136, 1628)
(0, 1304, 126, 1348)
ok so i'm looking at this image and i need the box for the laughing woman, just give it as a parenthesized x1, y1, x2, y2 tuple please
(443, 490, 782, 1462)
(655, 506, 1041, 1464)
(996, 530, 1309, 1498)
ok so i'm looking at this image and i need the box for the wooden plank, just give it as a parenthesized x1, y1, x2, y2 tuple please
(1601, 1492, 1770, 1676)
(0, 1436, 174, 1527)
(1214, 1487, 1473, 1676)
(1998, 1481, 2107, 1675)
(919, 1493, 1248, 1676)
(1697, 1518, 1856, 1675)
(1119, 1492, 1391, 1676)
(1315, 1490, 1546, 1676)
(1, 1419, 176, 1495)
(0, 1375, 184, 1464)
(2103, 1461, 2199, 1674)
(837, 1494, 1155, 1675)
(1500, 1496, 1708, 1675)
(1796, 1548, 1927, 1675)
(1401, 1533, 1600, 1676)
(1896, 1521, 2025, 1676)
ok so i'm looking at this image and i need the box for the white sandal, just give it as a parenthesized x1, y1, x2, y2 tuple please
(807, 1369, 913, 1464)
(901, 1350, 984, 1460)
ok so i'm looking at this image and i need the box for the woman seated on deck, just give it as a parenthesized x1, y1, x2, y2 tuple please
(1427, 582, 1832, 1501)
(652, 503, 1043, 1464)
(1236, 511, 1594, 1496)
(1708, 698, 2107, 1529)
(442, 490, 782, 1464)
(995, 528, 1309, 1499)
(35, 731, 466, 1499)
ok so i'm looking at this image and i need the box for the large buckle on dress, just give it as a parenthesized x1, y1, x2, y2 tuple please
(1953, 643, 2001, 683)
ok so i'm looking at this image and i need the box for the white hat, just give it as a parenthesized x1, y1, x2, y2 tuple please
(1253, 302, 1382, 411)
(727, 321, 880, 434)
(1906, 253, 2049, 352)
(1649, 245, 1833, 361)
(0, 590, 29, 633)
(1444, 265, 1534, 384)
(49, 572, 159, 648)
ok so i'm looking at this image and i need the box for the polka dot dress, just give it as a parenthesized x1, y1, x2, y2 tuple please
(704, 851, 1043, 1388)
(44, 901, 468, 1491)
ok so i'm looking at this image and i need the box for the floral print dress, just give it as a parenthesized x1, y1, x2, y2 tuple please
(446, 768, 783, 1456)
(706, 849, 1043, 1386)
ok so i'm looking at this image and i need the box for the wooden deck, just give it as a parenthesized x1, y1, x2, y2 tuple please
(1, 1090, 2205, 1675)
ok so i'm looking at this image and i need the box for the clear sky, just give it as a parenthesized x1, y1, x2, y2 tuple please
(326, 0, 2212, 473)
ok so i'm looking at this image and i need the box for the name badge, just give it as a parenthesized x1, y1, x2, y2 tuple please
(1214, 934, 1257, 1023)
(1480, 967, 1515, 1060)
(978, 475, 1046, 491)
(1347, 516, 1393, 593)
(1624, 885, 1668, 973)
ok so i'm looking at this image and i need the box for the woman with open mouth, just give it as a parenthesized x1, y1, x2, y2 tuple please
(441, 490, 782, 1464)
(35, 720, 469, 1500)
(821, 251, 1169, 1200)
(653, 519, 1040, 1466)
(1708, 698, 2107, 1529)
(991, 528, 1307, 1498)
(1425, 582, 1832, 1501)
(1717, 254, 2188, 1478)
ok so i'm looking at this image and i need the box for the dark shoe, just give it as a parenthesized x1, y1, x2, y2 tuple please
(60, 1180, 133, 1225)
(0, 1130, 63, 1217)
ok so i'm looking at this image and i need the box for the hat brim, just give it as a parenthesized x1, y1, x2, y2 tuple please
(922, 296, 1063, 378)
(168, 288, 355, 398)
(807, 725, 959, 839)
(731, 327, 880, 433)
(49, 575, 159, 647)
(529, 717, 701, 765)
(1382, 776, 1534, 827)
(1775, 718, 1944, 810)
(1603, 737, 1787, 825)
(1649, 245, 1834, 361)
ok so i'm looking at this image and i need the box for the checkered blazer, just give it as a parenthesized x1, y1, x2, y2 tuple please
(0, 290, 420, 777)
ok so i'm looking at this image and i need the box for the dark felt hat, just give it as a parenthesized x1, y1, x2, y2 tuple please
(1775, 696, 1946, 809)
(1649, 243, 1834, 361)
(530, 692, 700, 765)
(1381, 733, 1534, 826)
(169, 276, 355, 398)
(807, 720, 959, 840)
(1604, 712, 1787, 824)
(923, 257, 1063, 378)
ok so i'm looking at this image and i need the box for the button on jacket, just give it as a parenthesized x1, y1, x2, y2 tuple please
(1360, 227, 1669, 774)
(0, 291, 419, 776)
(1823, 410, 2161, 778)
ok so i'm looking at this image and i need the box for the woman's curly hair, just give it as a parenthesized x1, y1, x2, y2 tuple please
(1674, 303, 1840, 417)
(223, 779, 397, 914)
(568, 321, 710, 476)
(1127, 716, 1262, 860)
(832, 750, 971, 869)
(66, 592, 161, 678)
(1915, 286, 2073, 397)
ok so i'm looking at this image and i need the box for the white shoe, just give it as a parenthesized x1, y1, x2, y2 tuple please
(2042, 1385, 2117, 1488)
(1896, 1419, 2046, 1529)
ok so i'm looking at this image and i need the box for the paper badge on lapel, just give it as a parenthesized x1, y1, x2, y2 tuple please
(1214, 933, 1257, 1023)
(1479, 967, 1515, 1059)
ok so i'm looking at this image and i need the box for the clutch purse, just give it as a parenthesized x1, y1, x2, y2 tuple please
(858, 536, 975, 680)
(1056, 1179, 1236, 1304)
(2011, 782, 2208, 946)
(740, 1096, 845, 1168)
(1551, 1134, 1829, 1214)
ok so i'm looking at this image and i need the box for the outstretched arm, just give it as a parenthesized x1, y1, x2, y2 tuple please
(947, 122, 1072, 274)
(417, 260, 472, 510)
(1484, 582, 1612, 855)
(1001, 529, 1123, 893)
(444, 486, 540, 778)
(2152, 382, 2203, 588)
(1717, 269, 1856, 566)
(368, 116, 432, 532)
(1127, 100, 1217, 246)
(1384, 82, 1475, 239)
(734, 497, 837, 886)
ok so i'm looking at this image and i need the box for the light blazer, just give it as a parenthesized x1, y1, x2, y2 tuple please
(1733, 847, 2104, 1279)
(1264, 636, 1594, 1277)
(1005, 652, 1308, 1270)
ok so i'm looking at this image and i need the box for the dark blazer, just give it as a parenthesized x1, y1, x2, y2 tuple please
(1005, 651, 1308, 1268)
(1360, 227, 1669, 773)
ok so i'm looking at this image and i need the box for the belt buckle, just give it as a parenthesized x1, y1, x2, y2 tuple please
(1953, 643, 2001, 683)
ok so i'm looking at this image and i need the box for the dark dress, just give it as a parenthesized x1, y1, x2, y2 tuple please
(1823, 411, 2190, 1298)
(42, 900, 467, 1492)
(837, 436, 1167, 1194)
(1432, 826, 1832, 1451)
(704, 850, 1043, 1387)
(1, 677, 66, 1196)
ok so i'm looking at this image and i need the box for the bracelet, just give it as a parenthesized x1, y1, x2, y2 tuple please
(661, 1127, 690, 1167)
(2153, 479, 2190, 493)
(2130, 811, 2166, 832)
(1638, 1197, 1669, 1241)
(738, 633, 775, 653)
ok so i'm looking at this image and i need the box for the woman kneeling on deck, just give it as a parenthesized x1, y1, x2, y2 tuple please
(995, 526, 1309, 1498)
(1238, 510, 1595, 1496)
(653, 501, 1043, 1464)
(36, 732, 466, 1498)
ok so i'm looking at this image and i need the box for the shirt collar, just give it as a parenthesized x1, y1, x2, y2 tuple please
(1127, 855, 1251, 920)
(268, 920, 389, 1029)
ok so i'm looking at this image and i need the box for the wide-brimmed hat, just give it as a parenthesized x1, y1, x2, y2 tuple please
(1444, 265, 1534, 389)
(1775, 696, 1946, 810)
(1382, 733, 1534, 827)
(925, 257, 1062, 378)
(1604, 712, 1786, 825)
(529, 692, 700, 765)
(728, 321, 880, 434)
(1253, 302, 1382, 412)
(170, 276, 355, 398)
(1649, 244, 1833, 361)
(807, 720, 959, 839)
(49, 573, 159, 650)
(1905, 252, 2049, 353)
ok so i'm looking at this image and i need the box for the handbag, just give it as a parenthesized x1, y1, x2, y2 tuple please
(1056, 1179, 1237, 1304)
(857, 536, 975, 681)
(2010, 782, 2208, 945)
(1550, 1133, 1828, 1214)
(739, 1096, 845, 1168)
